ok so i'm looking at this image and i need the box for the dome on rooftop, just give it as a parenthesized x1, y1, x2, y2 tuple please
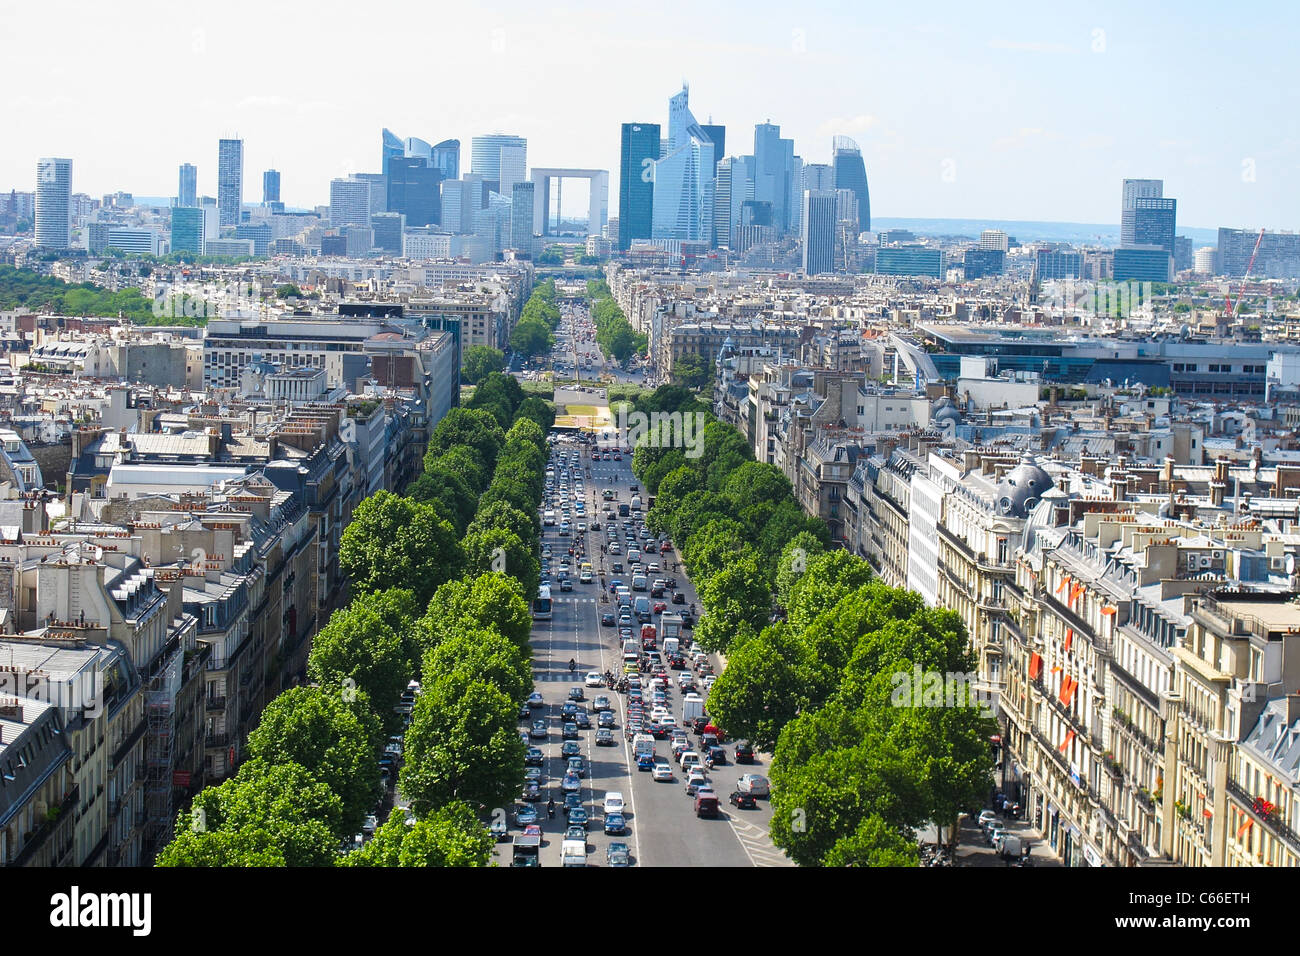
(995, 456, 1055, 519)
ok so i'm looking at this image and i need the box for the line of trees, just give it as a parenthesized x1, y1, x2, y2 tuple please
(509, 279, 561, 358)
(586, 278, 646, 364)
(157, 387, 553, 866)
(631, 384, 994, 867)
(0, 264, 167, 324)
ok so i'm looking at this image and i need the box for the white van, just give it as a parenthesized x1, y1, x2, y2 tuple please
(630, 495, 643, 511)
(632, 574, 648, 593)
(682, 693, 705, 725)
(628, 548, 642, 565)
(633, 733, 655, 758)
(561, 838, 587, 867)
(543, 510, 556, 526)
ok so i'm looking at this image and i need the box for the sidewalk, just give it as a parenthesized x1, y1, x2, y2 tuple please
(952, 814, 1062, 868)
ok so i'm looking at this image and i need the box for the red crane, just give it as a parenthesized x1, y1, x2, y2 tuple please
(1224, 227, 1266, 317)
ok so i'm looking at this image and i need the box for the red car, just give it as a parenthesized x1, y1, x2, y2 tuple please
(613, 453, 622, 461)
(652, 601, 666, 614)
(660, 541, 673, 553)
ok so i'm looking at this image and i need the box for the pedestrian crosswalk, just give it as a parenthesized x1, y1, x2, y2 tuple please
(728, 818, 795, 867)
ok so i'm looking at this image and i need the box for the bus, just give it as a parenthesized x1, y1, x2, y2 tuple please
(532, 585, 553, 620)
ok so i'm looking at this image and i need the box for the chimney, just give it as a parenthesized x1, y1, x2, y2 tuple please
(0, 700, 23, 723)
(1288, 694, 1300, 727)
(1211, 456, 1228, 507)
(1162, 455, 1175, 488)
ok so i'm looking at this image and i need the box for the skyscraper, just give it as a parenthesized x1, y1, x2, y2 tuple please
(431, 140, 460, 181)
(170, 206, 204, 255)
(831, 136, 870, 235)
(329, 177, 372, 227)
(217, 138, 244, 227)
(1132, 197, 1176, 254)
(470, 134, 527, 192)
(618, 122, 660, 250)
(652, 88, 715, 243)
(263, 169, 280, 204)
(178, 163, 197, 207)
(753, 122, 795, 234)
(1120, 179, 1163, 245)
(498, 144, 527, 195)
(387, 157, 442, 227)
(510, 181, 535, 254)
(802, 164, 834, 193)
(355, 173, 388, 214)
(381, 128, 404, 173)
(35, 158, 72, 250)
(801, 190, 836, 275)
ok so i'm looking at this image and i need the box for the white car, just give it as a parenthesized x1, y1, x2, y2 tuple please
(736, 773, 771, 798)
(603, 791, 625, 815)
(652, 763, 674, 782)
(585, 671, 604, 688)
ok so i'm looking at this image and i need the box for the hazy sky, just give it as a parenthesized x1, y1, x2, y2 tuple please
(4, 0, 1297, 229)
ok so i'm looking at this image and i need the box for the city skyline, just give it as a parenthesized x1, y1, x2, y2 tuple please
(2, 0, 1296, 230)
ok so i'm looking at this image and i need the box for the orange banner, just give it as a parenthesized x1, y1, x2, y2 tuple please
(1029, 653, 1043, 679)
(1063, 629, 1073, 653)
(1059, 729, 1076, 752)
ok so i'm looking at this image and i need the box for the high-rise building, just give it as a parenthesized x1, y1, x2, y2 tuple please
(713, 157, 734, 251)
(1174, 235, 1193, 272)
(1131, 197, 1176, 255)
(178, 163, 197, 207)
(381, 128, 404, 173)
(1216, 227, 1300, 279)
(386, 157, 442, 227)
(262, 169, 280, 205)
(235, 221, 273, 256)
(510, 181, 535, 254)
(498, 144, 527, 195)
(618, 122, 660, 250)
(1120, 179, 1163, 245)
(170, 205, 205, 255)
(431, 140, 460, 181)
(963, 248, 1006, 279)
(802, 163, 834, 193)
(370, 212, 405, 254)
(1036, 247, 1083, 280)
(1114, 245, 1173, 282)
(652, 88, 715, 243)
(217, 139, 244, 227)
(329, 177, 372, 228)
(831, 136, 870, 235)
(801, 189, 837, 275)
(876, 245, 944, 278)
(1194, 247, 1216, 274)
(470, 134, 527, 192)
(34, 158, 72, 250)
(979, 229, 1009, 252)
(753, 122, 796, 234)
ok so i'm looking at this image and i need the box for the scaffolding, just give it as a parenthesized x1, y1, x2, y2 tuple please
(144, 650, 181, 858)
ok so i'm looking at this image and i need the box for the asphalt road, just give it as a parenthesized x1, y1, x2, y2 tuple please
(494, 311, 788, 867)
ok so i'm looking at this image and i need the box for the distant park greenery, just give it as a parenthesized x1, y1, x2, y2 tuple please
(0, 265, 189, 325)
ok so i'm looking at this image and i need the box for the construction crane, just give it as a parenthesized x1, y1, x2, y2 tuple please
(1224, 227, 1266, 317)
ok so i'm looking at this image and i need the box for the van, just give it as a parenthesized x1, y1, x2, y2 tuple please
(634, 596, 651, 622)
(682, 693, 705, 726)
(662, 636, 680, 658)
(561, 838, 587, 867)
(618, 503, 630, 517)
(628, 548, 642, 565)
(632, 733, 655, 758)
(632, 574, 648, 593)
(622, 639, 640, 657)
(543, 510, 556, 526)
(630, 495, 643, 511)
(694, 792, 720, 818)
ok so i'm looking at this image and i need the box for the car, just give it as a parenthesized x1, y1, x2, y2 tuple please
(671, 591, 686, 605)
(529, 720, 547, 741)
(652, 762, 674, 782)
(562, 722, 579, 740)
(567, 755, 587, 778)
(601, 612, 616, 627)
(604, 812, 627, 835)
(653, 601, 667, 614)
(606, 842, 631, 867)
(684, 770, 710, 795)
(563, 793, 583, 814)
(568, 806, 589, 829)
(598, 711, 616, 729)
(562, 772, 582, 792)
(585, 671, 603, 687)
(513, 805, 539, 826)
(603, 792, 625, 815)
(517, 703, 531, 720)
(490, 817, 510, 841)
(560, 741, 582, 759)
(636, 752, 655, 771)
(729, 790, 758, 809)
(560, 578, 573, 592)
(978, 809, 999, 829)
(565, 824, 587, 843)
(525, 747, 544, 767)
(707, 746, 727, 766)
(521, 780, 542, 801)
(527, 692, 545, 708)
(573, 710, 591, 729)
(361, 814, 379, 836)
(561, 701, 578, 717)
(524, 766, 542, 783)
(734, 741, 756, 764)
(592, 695, 611, 712)
(595, 728, 616, 746)
(695, 791, 721, 818)
(736, 773, 771, 797)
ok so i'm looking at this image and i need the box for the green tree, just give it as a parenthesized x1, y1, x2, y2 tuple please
(775, 533, 828, 611)
(461, 345, 505, 385)
(514, 396, 556, 432)
(342, 801, 494, 867)
(704, 622, 814, 750)
(407, 459, 477, 534)
(694, 553, 771, 653)
(400, 673, 526, 816)
(275, 283, 303, 299)
(823, 815, 921, 868)
(425, 408, 505, 472)
(307, 595, 412, 724)
(461, 527, 540, 602)
(468, 500, 540, 555)
(672, 352, 710, 388)
(510, 316, 555, 358)
(340, 491, 464, 605)
(245, 686, 379, 832)
(157, 761, 339, 867)
(416, 572, 534, 656)
(425, 626, 533, 705)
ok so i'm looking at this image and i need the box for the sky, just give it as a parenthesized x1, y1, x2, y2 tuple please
(3, 0, 1297, 230)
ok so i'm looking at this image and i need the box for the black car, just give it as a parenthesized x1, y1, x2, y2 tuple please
(734, 741, 756, 763)
(561, 701, 578, 717)
(595, 728, 616, 746)
(562, 722, 579, 740)
(573, 710, 591, 729)
(598, 711, 617, 729)
(529, 720, 547, 740)
(560, 741, 582, 759)
(665, 577, 678, 590)
(525, 747, 545, 766)
(729, 790, 757, 810)
(671, 591, 686, 605)
(517, 703, 531, 720)
(601, 612, 617, 627)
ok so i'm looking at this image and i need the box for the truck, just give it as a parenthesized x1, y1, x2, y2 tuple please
(512, 830, 542, 866)
(622, 639, 640, 657)
(632, 733, 655, 759)
(682, 693, 706, 727)
(640, 623, 658, 649)
(561, 838, 587, 867)
(659, 612, 684, 645)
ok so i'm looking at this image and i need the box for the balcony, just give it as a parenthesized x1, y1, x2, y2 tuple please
(205, 696, 227, 713)
(10, 785, 79, 867)
(204, 732, 229, 749)
(1226, 779, 1300, 853)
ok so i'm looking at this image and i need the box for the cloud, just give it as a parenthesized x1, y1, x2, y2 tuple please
(817, 115, 879, 137)
(989, 38, 1075, 54)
